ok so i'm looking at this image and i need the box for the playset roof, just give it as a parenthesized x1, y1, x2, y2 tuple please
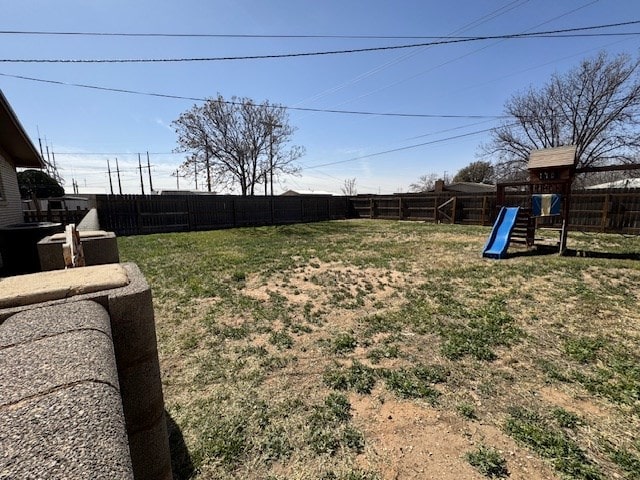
(528, 146, 576, 170)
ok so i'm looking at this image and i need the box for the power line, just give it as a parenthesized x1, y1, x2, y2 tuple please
(1, 21, 638, 63)
(0, 14, 634, 40)
(0, 31, 544, 40)
(303, 125, 515, 170)
(0, 71, 506, 119)
(331, 0, 602, 109)
(291, 0, 531, 111)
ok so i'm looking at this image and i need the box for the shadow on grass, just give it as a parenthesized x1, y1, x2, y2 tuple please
(507, 246, 640, 260)
(166, 410, 195, 480)
(505, 245, 560, 259)
(563, 249, 640, 261)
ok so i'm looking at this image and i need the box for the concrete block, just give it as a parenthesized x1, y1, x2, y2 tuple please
(38, 230, 119, 271)
(108, 287, 158, 368)
(0, 300, 111, 348)
(0, 300, 133, 479)
(0, 328, 119, 407)
(0, 263, 129, 310)
(127, 414, 173, 480)
(0, 382, 133, 480)
(0, 263, 172, 480)
(118, 356, 165, 432)
(77, 208, 100, 231)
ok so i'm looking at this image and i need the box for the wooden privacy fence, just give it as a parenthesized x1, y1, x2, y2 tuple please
(95, 194, 350, 236)
(350, 193, 496, 226)
(89, 189, 640, 236)
(350, 189, 640, 234)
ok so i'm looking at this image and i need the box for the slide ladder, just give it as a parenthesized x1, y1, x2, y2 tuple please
(509, 208, 535, 247)
(482, 206, 520, 259)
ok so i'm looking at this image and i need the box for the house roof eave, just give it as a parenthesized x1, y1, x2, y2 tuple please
(0, 90, 44, 169)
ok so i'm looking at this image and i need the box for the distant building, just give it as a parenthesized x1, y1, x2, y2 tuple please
(585, 178, 640, 189)
(281, 189, 335, 196)
(22, 196, 90, 212)
(152, 189, 218, 195)
(432, 180, 496, 194)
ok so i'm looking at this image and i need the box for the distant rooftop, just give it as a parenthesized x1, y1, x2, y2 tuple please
(444, 182, 496, 193)
(528, 145, 577, 169)
(585, 178, 640, 189)
(281, 189, 335, 196)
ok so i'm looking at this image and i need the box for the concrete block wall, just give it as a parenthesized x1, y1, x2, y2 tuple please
(0, 263, 172, 480)
(0, 301, 134, 479)
(37, 230, 120, 271)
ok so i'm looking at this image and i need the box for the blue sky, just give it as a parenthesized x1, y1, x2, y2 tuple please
(1, 0, 639, 194)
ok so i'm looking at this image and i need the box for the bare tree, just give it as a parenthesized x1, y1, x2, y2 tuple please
(484, 52, 640, 178)
(453, 160, 495, 183)
(341, 178, 357, 196)
(173, 95, 304, 195)
(409, 173, 442, 192)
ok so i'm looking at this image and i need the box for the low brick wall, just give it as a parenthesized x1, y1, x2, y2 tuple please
(0, 263, 172, 480)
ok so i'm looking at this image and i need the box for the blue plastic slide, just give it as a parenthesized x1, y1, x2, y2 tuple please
(482, 207, 520, 259)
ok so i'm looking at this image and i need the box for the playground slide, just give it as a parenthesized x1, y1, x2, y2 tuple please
(482, 206, 520, 259)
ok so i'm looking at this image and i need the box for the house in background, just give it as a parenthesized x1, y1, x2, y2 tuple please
(0, 90, 43, 227)
(281, 189, 335, 196)
(585, 178, 640, 190)
(432, 179, 496, 194)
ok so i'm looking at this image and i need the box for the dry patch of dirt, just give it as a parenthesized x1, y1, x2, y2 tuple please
(351, 391, 558, 480)
(245, 259, 410, 314)
(539, 386, 609, 419)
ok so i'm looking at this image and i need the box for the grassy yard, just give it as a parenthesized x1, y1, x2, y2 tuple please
(118, 220, 640, 480)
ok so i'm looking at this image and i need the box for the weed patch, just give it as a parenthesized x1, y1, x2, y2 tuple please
(505, 407, 602, 479)
(564, 336, 604, 364)
(323, 361, 377, 394)
(306, 394, 365, 456)
(466, 445, 509, 478)
(381, 368, 441, 404)
(440, 297, 521, 361)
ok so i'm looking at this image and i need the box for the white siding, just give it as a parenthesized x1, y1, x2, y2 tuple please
(0, 153, 23, 227)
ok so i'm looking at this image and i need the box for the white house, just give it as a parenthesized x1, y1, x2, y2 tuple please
(0, 90, 43, 227)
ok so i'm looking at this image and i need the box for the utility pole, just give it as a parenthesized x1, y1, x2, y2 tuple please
(138, 153, 145, 195)
(171, 169, 182, 189)
(45, 145, 52, 169)
(51, 151, 59, 182)
(146, 151, 154, 193)
(115, 158, 123, 194)
(107, 159, 114, 195)
(38, 136, 45, 159)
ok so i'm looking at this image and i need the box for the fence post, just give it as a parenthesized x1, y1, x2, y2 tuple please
(186, 196, 193, 232)
(481, 196, 487, 225)
(135, 196, 143, 235)
(270, 196, 275, 225)
(451, 196, 457, 224)
(232, 197, 237, 227)
(601, 193, 610, 232)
